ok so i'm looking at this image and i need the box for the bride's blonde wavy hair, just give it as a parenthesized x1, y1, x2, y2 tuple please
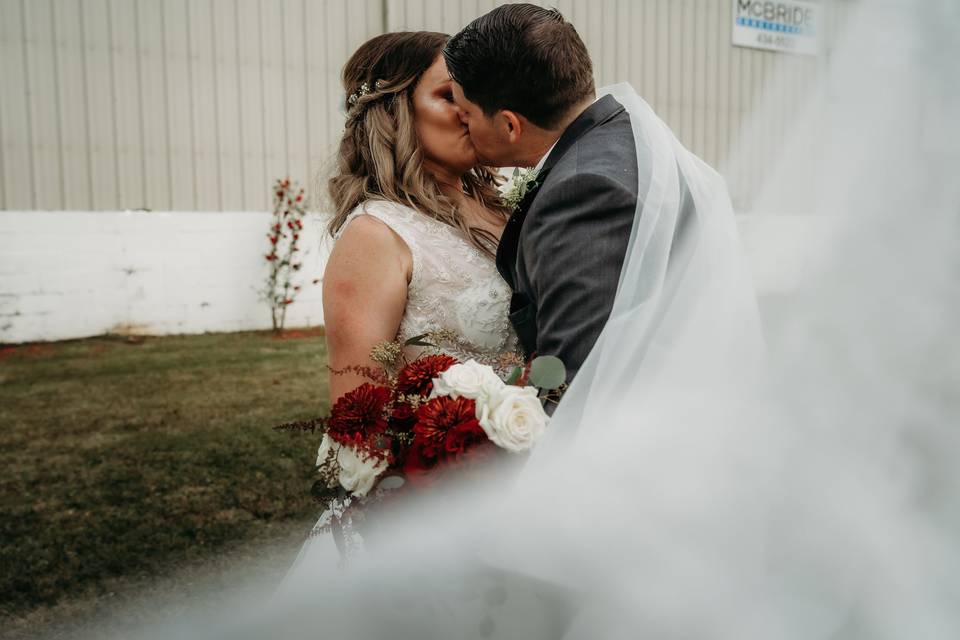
(328, 31, 510, 258)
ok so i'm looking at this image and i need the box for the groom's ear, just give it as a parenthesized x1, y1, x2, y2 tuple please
(500, 110, 525, 144)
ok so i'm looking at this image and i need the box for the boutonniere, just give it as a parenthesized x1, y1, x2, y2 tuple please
(501, 168, 539, 211)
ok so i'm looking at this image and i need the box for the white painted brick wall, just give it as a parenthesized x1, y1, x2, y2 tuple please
(0, 211, 825, 344)
(0, 211, 332, 343)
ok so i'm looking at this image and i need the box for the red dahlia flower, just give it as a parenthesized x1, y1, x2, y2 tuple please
(414, 395, 478, 442)
(404, 396, 482, 482)
(444, 421, 489, 458)
(388, 402, 416, 433)
(327, 383, 391, 449)
(396, 354, 458, 397)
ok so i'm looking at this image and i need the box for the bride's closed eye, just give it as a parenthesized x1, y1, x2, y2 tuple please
(433, 81, 455, 103)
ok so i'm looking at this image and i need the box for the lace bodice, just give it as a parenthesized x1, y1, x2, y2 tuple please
(336, 200, 518, 366)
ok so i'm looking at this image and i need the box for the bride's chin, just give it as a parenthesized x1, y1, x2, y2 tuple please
(453, 153, 479, 174)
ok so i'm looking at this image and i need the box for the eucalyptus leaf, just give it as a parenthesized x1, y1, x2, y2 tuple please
(378, 475, 405, 491)
(528, 355, 566, 390)
(505, 366, 523, 385)
(403, 333, 430, 346)
(405, 340, 435, 348)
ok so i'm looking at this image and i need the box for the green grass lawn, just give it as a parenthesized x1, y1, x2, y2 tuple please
(0, 329, 329, 625)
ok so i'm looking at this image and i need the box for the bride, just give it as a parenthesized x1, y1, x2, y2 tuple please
(280, 30, 523, 584)
(322, 30, 518, 406)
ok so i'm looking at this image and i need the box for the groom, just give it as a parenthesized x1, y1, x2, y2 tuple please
(444, 4, 641, 384)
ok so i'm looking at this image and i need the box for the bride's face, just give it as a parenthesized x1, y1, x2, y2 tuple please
(413, 56, 477, 181)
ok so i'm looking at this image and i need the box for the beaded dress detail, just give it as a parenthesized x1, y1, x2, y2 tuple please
(336, 199, 519, 366)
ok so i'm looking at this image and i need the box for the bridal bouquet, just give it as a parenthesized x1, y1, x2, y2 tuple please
(275, 332, 565, 538)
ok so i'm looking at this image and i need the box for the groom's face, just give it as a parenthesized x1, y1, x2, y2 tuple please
(450, 82, 514, 167)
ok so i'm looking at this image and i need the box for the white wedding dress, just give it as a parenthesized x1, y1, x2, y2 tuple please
(338, 199, 519, 364)
(277, 198, 519, 593)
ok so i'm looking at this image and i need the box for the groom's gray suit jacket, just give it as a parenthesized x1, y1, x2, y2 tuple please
(496, 95, 641, 382)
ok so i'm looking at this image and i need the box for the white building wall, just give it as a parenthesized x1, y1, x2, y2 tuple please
(0, 210, 329, 342)
(0, 209, 822, 343)
(1, 0, 853, 214)
(0, 0, 383, 213)
(0, 0, 856, 343)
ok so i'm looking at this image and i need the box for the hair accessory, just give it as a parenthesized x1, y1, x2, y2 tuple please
(348, 82, 369, 106)
(348, 79, 386, 107)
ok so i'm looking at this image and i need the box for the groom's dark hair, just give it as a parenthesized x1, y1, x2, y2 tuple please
(443, 4, 594, 130)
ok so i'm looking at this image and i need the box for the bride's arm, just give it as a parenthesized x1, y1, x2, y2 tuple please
(322, 215, 411, 403)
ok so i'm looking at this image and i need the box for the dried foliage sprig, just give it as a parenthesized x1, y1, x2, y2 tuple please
(326, 364, 391, 386)
(273, 416, 329, 434)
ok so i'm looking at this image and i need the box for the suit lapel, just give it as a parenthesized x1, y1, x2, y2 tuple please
(495, 175, 545, 287)
(495, 95, 627, 290)
(537, 95, 625, 177)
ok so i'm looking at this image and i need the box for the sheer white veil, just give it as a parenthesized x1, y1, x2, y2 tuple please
(539, 81, 766, 450)
(273, 72, 768, 607)
(87, 0, 960, 638)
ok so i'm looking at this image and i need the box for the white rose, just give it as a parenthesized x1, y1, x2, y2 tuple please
(336, 445, 389, 497)
(432, 360, 505, 402)
(478, 385, 548, 453)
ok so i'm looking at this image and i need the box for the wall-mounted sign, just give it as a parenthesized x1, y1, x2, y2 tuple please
(732, 0, 820, 56)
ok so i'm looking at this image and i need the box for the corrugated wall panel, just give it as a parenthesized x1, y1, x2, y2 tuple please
(1, 0, 34, 210)
(212, 0, 243, 211)
(1, 0, 848, 213)
(703, 0, 719, 168)
(112, 0, 147, 210)
(24, 0, 63, 209)
(317, 0, 349, 208)
(282, 0, 309, 208)
(162, 0, 194, 210)
(237, 0, 265, 211)
(188, 0, 221, 211)
(138, 0, 172, 211)
(262, 1, 289, 190)
(54, 0, 92, 210)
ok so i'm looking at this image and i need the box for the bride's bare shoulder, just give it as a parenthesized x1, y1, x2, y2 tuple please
(327, 204, 413, 282)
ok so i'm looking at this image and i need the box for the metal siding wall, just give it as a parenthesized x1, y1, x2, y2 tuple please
(139, 0, 172, 211)
(25, 0, 62, 210)
(1, 0, 34, 209)
(55, 0, 92, 210)
(0, 0, 848, 212)
(0, 0, 382, 212)
(236, 0, 263, 210)
(213, 0, 242, 211)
